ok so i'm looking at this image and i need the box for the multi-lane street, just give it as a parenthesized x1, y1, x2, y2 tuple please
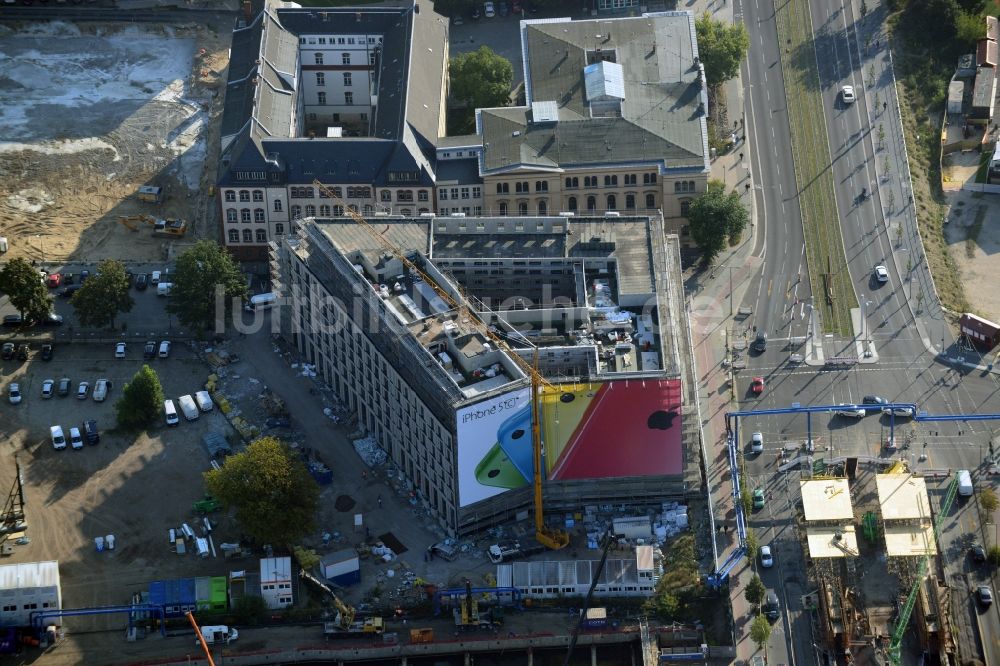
(716, 0, 1000, 662)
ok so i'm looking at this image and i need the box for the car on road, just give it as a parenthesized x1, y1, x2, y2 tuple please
(144, 340, 157, 359)
(3, 314, 23, 327)
(750, 376, 765, 395)
(164, 399, 179, 426)
(93, 379, 112, 402)
(835, 404, 865, 418)
(158, 340, 171, 358)
(265, 416, 292, 429)
(882, 406, 914, 418)
(873, 265, 889, 283)
(841, 85, 856, 104)
(151, 270, 161, 285)
(452, 13, 463, 24)
(136, 273, 149, 290)
(1, 343, 13, 360)
(471, 6, 480, 18)
(752, 488, 765, 510)
(57, 377, 71, 397)
(83, 419, 100, 445)
(63, 273, 75, 285)
(40, 344, 53, 361)
(115, 342, 126, 359)
(39, 313, 63, 326)
(764, 591, 780, 620)
(69, 427, 83, 450)
(46, 273, 61, 288)
(971, 544, 987, 563)
(750, 431, 764, 453)
(760, 545, 773, 568)
(483, 1, 495, 16)
(977, 585, 993, 606)
(50, 425, 66, 451)
(77, 381, 90, 400)
(41, 379, 54, 399)
(752, 330, 767, 352)
(498, 0, 509, 15)
(16, 344, 28, 361)
(8, 383, 22, 405)
(80, 269, 90, 282)
(60, 284, 81, 298)
(863, 394, 888, 407)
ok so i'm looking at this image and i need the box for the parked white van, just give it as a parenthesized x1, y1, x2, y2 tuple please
(158, 340, 171, 358)
(194, 390, 214, 412)
(199, 625, 238, 645)
(958, 469, 974, 497)
(157, 282, 173, 296)
(164, 399, 179, 426)
(244, 292, 276, 312)
(177, 394, 199, 421)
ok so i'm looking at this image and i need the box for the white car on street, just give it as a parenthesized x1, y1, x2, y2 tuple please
(750, 432, 764, 453)
(115, 342, 127, 359)
(874, 265, 889, 283)
(834, 404, 865, 418)
(50, 425, 66, 450)
(841, 85, 856, 104)
(8, 383, 21, 405)
(760, 545, 774, 568)
(69, 427, 83, 450)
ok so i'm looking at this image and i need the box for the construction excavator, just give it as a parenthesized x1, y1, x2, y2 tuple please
(118, 215, 187, 237)
(298, 568, 384, 638)
(312, 179, 570, 552)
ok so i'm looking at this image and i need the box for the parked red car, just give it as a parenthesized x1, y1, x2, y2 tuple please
(46, 273, 61, 288)
(750, 376, 765, 395)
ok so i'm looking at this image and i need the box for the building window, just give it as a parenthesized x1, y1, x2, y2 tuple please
(497, 182, 509, 194)
(315, 53, 324, 65)
(345, 92, 353, 105)
(380, 190, 391, 202)
(317, 91, 326, 105)
(606, 194, 616, 210)
(369, 51, 377, 66)
(332, 186, 343, 197)
(584, 176, 596, 188)
(305, 204, 316, 216)
(625, 174, 637, 185)
(538, 200, 547, 215)
(645, 193, 656, 208)
(254, 208, 265, 222)
(643, 172, 657, 184)
(535, 181, 548, 192)
(565, 177, 578, 188)
(472, 186, 481, 198)
(418, 190, 428, 202)
(363, 204, 373, 215)
(568, 196, 577, 211)
(242, 229, 253, 242)
(343, 72, 352, 86)
(604, 175, 617, 186)
(239, 190, 250, 202)
(226, 208, 237, 223)
(275, 223, 285, 235)
(587, 196, 596, 211)
(225, 191, 236, 202)
(228, 229, 240, 243)
(274, 199, 283, 212)
(440, 189, 448, 200)
(499, 202, 508, 215)
(334, 205, 344, 216)
(320, 204, 331, 216)
(460, 187, 470, 199)
(398, 190, 413, 202)
(255, 229, 267, 243)
(626, 193, 635, 210)
(680, 199, 691, 216)
(518, 201, 528, 215)
(342, 52, 351, 65)
(241, 209, 251, 223)
(316, 72, 325, 87)
(291, 205, 302, 218)
(253, 190, 264, 202)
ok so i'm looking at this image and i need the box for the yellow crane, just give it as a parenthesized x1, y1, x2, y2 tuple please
(312, 180, 569, 551)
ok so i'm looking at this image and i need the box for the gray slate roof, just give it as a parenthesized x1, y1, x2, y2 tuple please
(478, 13, 708, 175)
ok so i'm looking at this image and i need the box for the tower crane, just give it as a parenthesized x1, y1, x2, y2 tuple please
(311, 180, 569, 551)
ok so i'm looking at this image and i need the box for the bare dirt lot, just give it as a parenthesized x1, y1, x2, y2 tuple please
(944, 190, 1000, 323)
(0, 342, 234, 635)
(0, 19, 232, 264)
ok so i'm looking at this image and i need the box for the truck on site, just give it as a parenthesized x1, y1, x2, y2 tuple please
(152, 218, 187, 237)
(957, 469, 974, 497)
(198, 625, 238, 645)
(244, 292, 277, 312)
(177, 394, 200, 421)
(487, 539, 546, 564)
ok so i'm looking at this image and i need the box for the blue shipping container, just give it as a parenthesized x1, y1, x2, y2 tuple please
(179, 578, 197, 605)
(331, 569, 361, 587)
(148, 581, 166, 607)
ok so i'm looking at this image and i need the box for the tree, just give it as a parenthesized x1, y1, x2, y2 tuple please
(115, 365, 165, 429)
(689, 180, 749, 264)
(745, 573, 765, 606)
(71, 259, 133, 329)
(695, 13, 750, 86)
(909, 0, 959, 39)
(740, 487, 753, 516)
(449, 46, 514, 110)
(750, 613, 772, 649)
(166, 240, 248, 331)
(954, 0, 986, 14)
(745, 529, 759, 565)
(980, 487, 999, 519)
(987, 545, 1000, 567)
(0, 258, 52, 323)
(205, 437, 319, 545)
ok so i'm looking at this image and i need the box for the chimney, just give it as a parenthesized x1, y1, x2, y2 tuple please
(242, 0, 252, 23)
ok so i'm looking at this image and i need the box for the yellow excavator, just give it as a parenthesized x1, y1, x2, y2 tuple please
(298, 568, 384, 638)
(312, 179, 570, 551)
(118, 215, 187, 237)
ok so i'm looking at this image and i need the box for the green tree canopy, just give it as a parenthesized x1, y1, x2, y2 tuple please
(166, 240, 248, 331)
(449, 46, 514, 109)
(695, 13, 750, 86)
(0, 258, 52, 323)
(745, 573, 765, 606)
(205, 437, 319, 545)
(116, 365, 166, 429)
(688, 180, 749, 264)
(71, 259, 133, 329)
(980, 487, 999, 518)
(988, 545, 1000, 567)
(750, 613, 772, 649)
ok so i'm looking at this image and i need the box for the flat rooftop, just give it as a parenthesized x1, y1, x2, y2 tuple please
(800, 479, 854, 522)
(805, 526, 858, 558)
(875, 474, 932, 521)
(884, 523, 937, 557)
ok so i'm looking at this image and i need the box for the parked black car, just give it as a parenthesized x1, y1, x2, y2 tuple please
(83, 419, 100, 445)
(40, 344, 53, 361)
(125, 272, 134, 287)
(1, 343, 13, 360)
(60, 284, 81, 298)
(135, 273, 148, 290)
(39, 313, 63, 326)
(15, 344, 29, 361)
(143, 340, 157, 359)
(2, 314, 23, 327)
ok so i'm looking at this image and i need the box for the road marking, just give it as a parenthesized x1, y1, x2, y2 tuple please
(768, 279, 772, 297)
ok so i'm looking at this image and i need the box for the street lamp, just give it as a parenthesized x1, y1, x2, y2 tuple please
(860, 294, 873, 350)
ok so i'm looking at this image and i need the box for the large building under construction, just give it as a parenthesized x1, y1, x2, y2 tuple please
(270, 214, 695, 535)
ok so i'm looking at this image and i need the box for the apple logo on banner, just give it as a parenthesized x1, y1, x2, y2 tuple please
(648, 410, 678, 430)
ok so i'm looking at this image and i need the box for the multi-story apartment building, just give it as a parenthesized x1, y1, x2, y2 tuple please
(272, 214, 695, 536)
(218, 6, 710, 261)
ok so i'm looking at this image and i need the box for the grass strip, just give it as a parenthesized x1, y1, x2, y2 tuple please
(774, 0, 858, 336)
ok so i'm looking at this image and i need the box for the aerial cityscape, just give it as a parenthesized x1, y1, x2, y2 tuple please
(0, 0, 998, 664)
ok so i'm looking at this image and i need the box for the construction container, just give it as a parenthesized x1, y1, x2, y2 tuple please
(409, 628, 434, 644)
(582, 607, 608, 629)
(209, 576, 228, 611)
(195, 577, 212, 611)
(137, 185, 163, 203)
(612, 516, 652, 539)
(320, 549, 361, 586)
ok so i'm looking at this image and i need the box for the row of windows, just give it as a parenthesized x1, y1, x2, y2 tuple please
(674, 180, 696, 193)
(2, 602, 53, 611)
(378, 190, 429, 203)
(493, 192, 671, 215)
(300, 36, 379, 46)
(316, 72, 352, 87)
(438, 186, 482, 200)
(316, 91, 353, 105)
(564, 173, 656, 189)
(224, 189, 264, 202)
(227, 186, 374, 202)
(314, 52, 353, 65)
(229, 228, 271, 243)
